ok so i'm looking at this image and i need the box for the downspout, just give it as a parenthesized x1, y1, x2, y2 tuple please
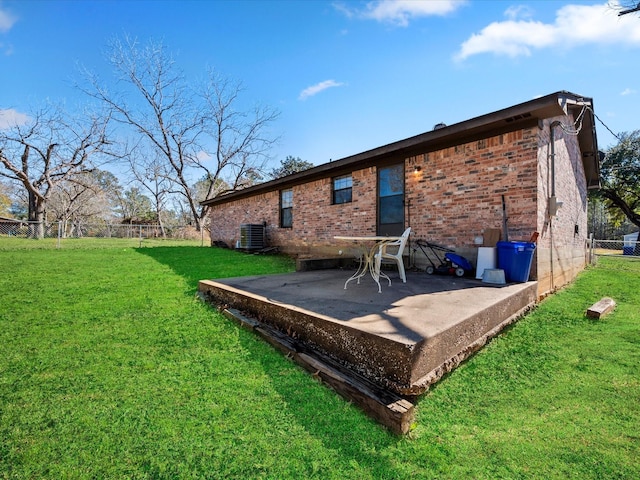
(548, 121, 562, 292)
(549, 120, 562, 210)
(406, 197, 412, 267)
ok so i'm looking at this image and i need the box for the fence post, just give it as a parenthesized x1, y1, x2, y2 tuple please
(57, 221, 61, 249)
(139, 225, 143, 248)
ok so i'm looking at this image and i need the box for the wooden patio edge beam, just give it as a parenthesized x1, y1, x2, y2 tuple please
(222, 307, 416, 435)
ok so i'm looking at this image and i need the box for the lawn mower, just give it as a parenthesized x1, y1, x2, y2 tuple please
(414, 239, 474, 277)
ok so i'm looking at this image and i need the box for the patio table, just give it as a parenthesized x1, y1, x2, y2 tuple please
(334, 235, 401, 293)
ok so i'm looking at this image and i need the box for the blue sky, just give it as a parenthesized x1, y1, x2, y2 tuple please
(1, 0, 639, 172)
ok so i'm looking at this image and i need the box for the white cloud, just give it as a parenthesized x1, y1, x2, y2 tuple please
(196, 150, 212, 162)
(0, 109, 30, 129)
(335, 0, 466, 27)
(0, 6, 17, 33)
(456, 1, 640, 61)
(299, 80, 345, 100)
(504, 5, 534, 21)
(621, 88, 636, 96)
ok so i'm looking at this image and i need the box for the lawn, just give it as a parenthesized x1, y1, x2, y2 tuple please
(0, 240, 638, 479)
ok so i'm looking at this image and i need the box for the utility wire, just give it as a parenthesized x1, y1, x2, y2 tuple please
(558, 103, 624, 144)
(587, 106, 623, 143)
(557, 104, 587, 136)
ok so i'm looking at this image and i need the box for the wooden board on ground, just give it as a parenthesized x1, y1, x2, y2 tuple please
(586, 297, 616, 319)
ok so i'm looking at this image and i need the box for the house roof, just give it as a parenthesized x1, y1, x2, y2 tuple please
(202, 90, 600, 206)
(0, 216, 26, 224)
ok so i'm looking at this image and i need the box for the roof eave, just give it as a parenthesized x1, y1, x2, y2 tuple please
(202, 91, 599, 205)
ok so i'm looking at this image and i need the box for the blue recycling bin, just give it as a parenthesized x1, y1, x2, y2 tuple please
(497, 241, 536, 282)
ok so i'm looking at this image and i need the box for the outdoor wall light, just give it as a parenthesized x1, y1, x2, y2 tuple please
(413, 165, 422, 174)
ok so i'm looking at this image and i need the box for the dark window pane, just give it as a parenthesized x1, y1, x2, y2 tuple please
(281, 207, 292, 228)
(379, 195, 404, 224)
(333, 175, 352, 204)
(334, 188, 352, 204)
(281, 189, 293, 227)
(378, 163, 404, 235)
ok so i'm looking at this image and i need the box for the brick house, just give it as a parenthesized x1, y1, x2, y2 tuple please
(203, 91, 600, 298)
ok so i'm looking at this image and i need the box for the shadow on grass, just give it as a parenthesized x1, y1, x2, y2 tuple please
(235, 323, 408, 475)
(135, 246, 408, 473)
(135, 246, 295, 294)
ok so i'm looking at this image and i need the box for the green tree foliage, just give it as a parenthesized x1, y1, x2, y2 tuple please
(596, 130, 640, 230)
(269, 156, 314, 179)
(0, 182, 11, 216)
(114, 187, 154, 224)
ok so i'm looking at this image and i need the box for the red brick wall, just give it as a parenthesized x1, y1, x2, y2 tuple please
(209, 191, 279, 249)
(210, 127, 540, 254)
(535, 116, 590, 295)
(408, 128, 539, 249)
(209, 116, 590, 294)
(208, 167, 380, 255)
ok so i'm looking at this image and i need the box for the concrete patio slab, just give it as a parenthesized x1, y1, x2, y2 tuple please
(198, 269, 537, 396)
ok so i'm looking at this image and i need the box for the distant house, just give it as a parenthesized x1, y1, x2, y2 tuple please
(0, 216, 27, 235)
(202, 91, 600, 298)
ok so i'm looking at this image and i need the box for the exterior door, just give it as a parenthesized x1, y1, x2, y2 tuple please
(377, 163, 405, 236)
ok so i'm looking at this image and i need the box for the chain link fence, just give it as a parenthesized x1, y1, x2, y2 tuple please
(590, 238, 639, 258)
(0, 220, 207, 247)
(0, 219, 58, 238)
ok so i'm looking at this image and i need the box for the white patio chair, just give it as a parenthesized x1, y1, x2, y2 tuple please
(374, 227, 411, 283)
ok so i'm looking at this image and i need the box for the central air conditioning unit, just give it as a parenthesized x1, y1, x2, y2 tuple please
(239, 223, 265, 250)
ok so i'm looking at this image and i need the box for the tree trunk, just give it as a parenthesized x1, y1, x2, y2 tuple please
(32, 205, 46, 240)
(601, 189, 640, 230)
(27, 191, 37, 222)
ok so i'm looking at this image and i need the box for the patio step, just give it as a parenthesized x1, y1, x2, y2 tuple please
(295, 256, 353, 271)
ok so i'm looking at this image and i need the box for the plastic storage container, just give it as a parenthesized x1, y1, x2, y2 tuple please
(497, 241, 536, 282)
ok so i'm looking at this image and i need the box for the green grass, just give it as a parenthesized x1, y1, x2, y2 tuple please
(0, 236, 205, 250)
(0, 242, 638, 479)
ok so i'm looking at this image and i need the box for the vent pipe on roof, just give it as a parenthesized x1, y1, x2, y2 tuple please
(433, 122, 447, 130)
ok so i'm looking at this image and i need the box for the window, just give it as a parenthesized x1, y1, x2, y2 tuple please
(378, 164, 405, 235)
(280, 188, 293, 228)
(332, 174, 352, 204)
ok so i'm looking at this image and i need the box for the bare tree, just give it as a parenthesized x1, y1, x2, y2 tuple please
(81, 36, 279, 231)
(196, 69, 277, 220)
(0, 105, 111, 238)
(48, 169, 118, 236)
(614, 1, 640, 16)
(127, 148, 173, 237)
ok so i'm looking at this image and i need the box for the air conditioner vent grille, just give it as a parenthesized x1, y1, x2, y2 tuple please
(239, 224, 265, 250)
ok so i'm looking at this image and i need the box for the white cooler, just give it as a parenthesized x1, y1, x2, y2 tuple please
(475, 247, 497, 279)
